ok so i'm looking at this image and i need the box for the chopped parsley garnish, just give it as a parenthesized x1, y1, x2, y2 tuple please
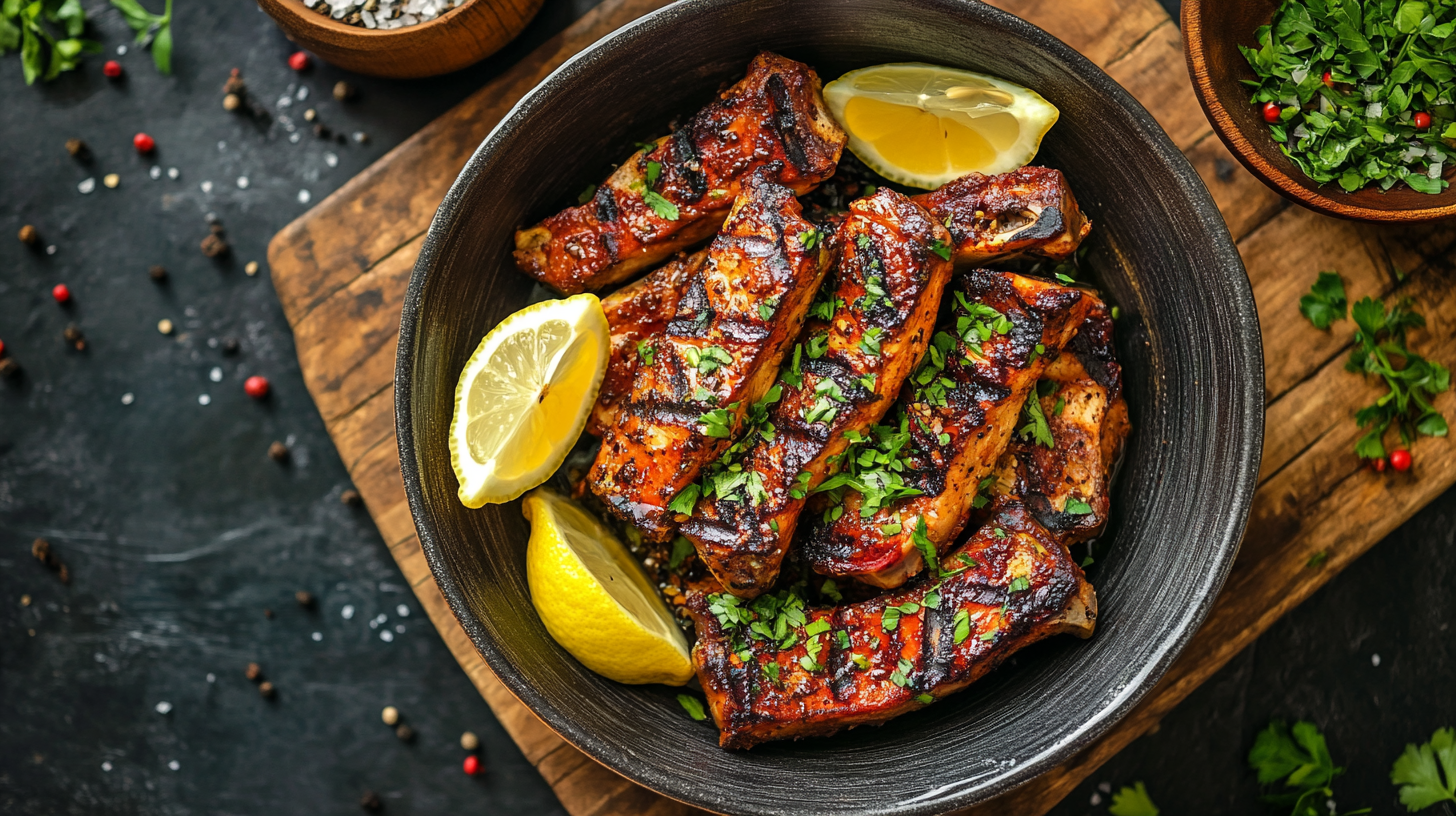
(880, 521, 902, 535)
(676, 694, 708, 721)
(860, 274, 892, 312)
(1055, 272, 1075, 284)
(811, 414, 924, 516)
(788, 470, 813, 500)
(1299, 270, 1348, 329)
(762, 662, 780, 684)
(1052, 396, 1065, 416)
(859, 326, 885, 356)
(781, 343, 805, 389)
(952, 608, 971, 644)
(1248, 720, 1361, 815)
(806, 334, 830, 359)
(692, 385, 713, 403)
(1018, 391, 1055, 448)
(857, 373, 878, 391)
(929, 238, 952, 261)
(880, 601, 920, 632)
(1064, 497, 1094, 515)
(1241, 0, 1456, 194)
(820, 579, 842, 602)
(798, 227, 823, 250)
(682, 344, 734, 375)
(809, 295, 843, 321)
(804, 619, 831, 637)
(955, 292, 1014, 343)
(855, 233, 872, 250)
(911, 516, 938, 576)
(1297, 272, 1450, 459)
(577, 184, 598, 204)
(1007, 575, 1031, 593)
(889, 657, 914, 687)
(758, 301, 774, 321)
(668, 484, 700, 515)
(836, 630, 851, 650)
(850, 653, 871, 670)
(922, 588, 941, 610)
(668, 536, 694, 569)
(698, 404, 738, 438)
(978, 629, 997, 642)
(916, 693, 935, 705)
(640, 159, 680, 220)
(636, 340, 654, 366)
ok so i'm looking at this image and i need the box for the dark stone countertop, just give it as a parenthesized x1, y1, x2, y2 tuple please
(1, 1, 1451, 815)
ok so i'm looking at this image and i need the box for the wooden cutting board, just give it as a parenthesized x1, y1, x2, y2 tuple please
(266, 0, 1456, 813)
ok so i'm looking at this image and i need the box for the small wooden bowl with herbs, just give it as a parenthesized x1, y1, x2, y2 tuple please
(257, 0, 543, 79)
(1185, 0, 1456, 222)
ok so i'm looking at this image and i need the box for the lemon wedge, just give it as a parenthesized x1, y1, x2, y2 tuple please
(523, 489, 694, 686)
(449, 294, 609, 508)
(823, 63, 1060, 189)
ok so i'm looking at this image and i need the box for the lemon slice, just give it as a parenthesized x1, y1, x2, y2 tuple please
(449, 294, 609, 508)
(823, 63, 1060, 189)
(523, 489, 694, 686)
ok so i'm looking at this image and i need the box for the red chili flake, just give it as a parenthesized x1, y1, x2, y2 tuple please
(244, 375, 270, 399)
(1261, 102, 1282, 123)
(1413, 112, 1432, 131)
(103, 60, 123, 78)
(1321, 71, 1333, 86)
(1390, 449, 1412, 471)
(462, 755, 481, 776)
(288, 51, 311, 71)
(51, 284, 71, 303)
(0, 339, 6, 356)
(1371, 456, 1387, 473)
(133, 133, 156, 153)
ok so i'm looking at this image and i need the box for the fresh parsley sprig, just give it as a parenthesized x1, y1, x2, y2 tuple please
(1249, 720, 1371, 816)
(1297, 271, 1450, 460)
(1391, 727, 1456, 811)
(110, 0, 171, 74)
(1, 0, 99, 85)
(1240, 0, 1456, 194)
(1107, 782, 1160, 816)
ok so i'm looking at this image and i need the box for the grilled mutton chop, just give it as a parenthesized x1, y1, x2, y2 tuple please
(514, 52, 846, 294)
(983, 303, 1129, 542)
(590, 251, 705, 436)
(679, 189, 954, 598)
(914, 167, 1090, 266)
(688, 502, 1096, 749)
(802, 271, 1094, 589)
(588, 179, 834, 542)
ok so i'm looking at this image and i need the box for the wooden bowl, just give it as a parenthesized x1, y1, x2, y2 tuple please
(395, 1, 1265, 812)
(257, 0, 544, 79)
(1184, 0, 1456, 222)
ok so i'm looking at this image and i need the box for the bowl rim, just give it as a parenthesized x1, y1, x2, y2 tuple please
(1182, 0, 1456, 223)
(258, 0, 478, 39)
(396, 1, 1264, 812)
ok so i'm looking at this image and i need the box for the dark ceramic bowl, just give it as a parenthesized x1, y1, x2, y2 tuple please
(397, 1, 1264, 813)
(1184, 0, 1456, 222)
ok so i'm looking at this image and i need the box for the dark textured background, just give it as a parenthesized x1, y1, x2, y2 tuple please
(0, 1, 1450, 815)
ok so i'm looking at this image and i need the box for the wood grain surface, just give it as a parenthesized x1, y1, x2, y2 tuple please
(265, 0, 1456, 813)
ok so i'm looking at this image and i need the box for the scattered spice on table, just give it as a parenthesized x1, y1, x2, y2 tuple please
(258, 680, 276, 698)
(149, 264, 168, 282)
(462, 754, 481, 775)
(268, 441, 290, 462)
(244, 260, 259, 276)
(246, 662, 263, 681)
(1241, 0, 1456, 194)
(359, 791, 382, 812)
(51, 284, 71, 304)
(341, 489, 362, 506)
(103, 173, 120, 189)
(459, 731, 479, 750)
(295, 590, 315, 608)
(395, 724, 414, 742)
(263, 607, 275, 619)
(157, 319, 174, 335)
(1297, 270, 1450, 462)
(133, 132, 155, 154)
(333, 81, 355, 101)
(200, 229, 228, 258)
(103, 59, 123, 78)
(64, 138, 89, 160)
(18, 224, 38, 245)
(63, 325, 86, 351)
(381, 706, 399, 725)
(31, 538, 69, 583)
(244, 375, 270, 399)
(222, 337, 240, 355)
(0, 357, 20, 379)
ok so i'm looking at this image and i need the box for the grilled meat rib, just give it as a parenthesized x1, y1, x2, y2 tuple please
(984, 303, 1128, 541)
(688, 502, 1095, 749)
(802, 271, 1094, 589)
(680, 189, 954, 598)
(589, 179, 835, 542)
(914, 167, 1090, 266)
(514, 53, 846, 294)
(591, 251, 705, 436)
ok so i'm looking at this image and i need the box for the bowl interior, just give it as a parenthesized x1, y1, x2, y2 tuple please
(1186, 0, 1456, 221)
(398, 1, 1263, 813)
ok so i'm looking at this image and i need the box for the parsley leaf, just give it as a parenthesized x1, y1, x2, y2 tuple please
(668, 536, 694, 570)
(676, 694, 708, 721)
(1108, 782, 1160, 816)
(636, 340, 655, 366)
(929, 238, 952, 261)
(668, 484, 700, 516)
(911, 516, 938, 576)
(643, 190, 680, 221)
(577, 184, 599, 204)
(1390, 727, 1456, 811)
(110, 0, 172, 75)
(698, 405, 736, 439)
(1018, 392, 1055, 448)
(1249, 720, 1363, 814)
(952, 608, 971, 644)
(859, 326, 884, 356)
(1064, 497, 1093, 515)
(1299, 271, 1348, 329)
(1335, 292, 1451, 459)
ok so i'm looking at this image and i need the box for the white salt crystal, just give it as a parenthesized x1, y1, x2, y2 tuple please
(121, 393, 134, 405)
(150, 166, 162, 179)
(311, 631, 322, 641)
(198, 394, 211, 406)
(200, 180, 213, 193)
(342, 604, 355, 620)
(298, 189, 311, 204)
(236, 176, 249, 189)
(380, 630, 394, 642)
(155, 701, 173, 714)
(102, 762, 113, 771)
(168, 167, 179, 179)
(290, 132, 302, 144)
(297, 86, 309, 101)
(116, 44, 127, 55)
(78, 177, 96, 194)
(324, 152, 338, 167)
(209, 367, 223, 382)
(168, 760, 180, 771)
(396, 604, 410, 617)
(362, 10, 376, 27)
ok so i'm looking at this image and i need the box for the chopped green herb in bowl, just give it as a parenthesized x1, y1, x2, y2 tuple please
(1241, 0, 1456, 195)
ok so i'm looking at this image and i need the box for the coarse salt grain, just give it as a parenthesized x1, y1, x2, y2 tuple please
(198, 394, 211, 406)
(311, 631, 322, 641)
(324, 152, 338, 167)
(237, 176, 250, 189)
(218, 140, 227, 152)
(395, 624, 405, 634)
(46, 245, 56, 255)
(121, 393, 135, 405)
(209, 366, 223, 382)
(341, 604, 355, 620)
(201, 180, 213, 193)
(297, 86, 309, 101)
(290, 132, 302, 144)
(150, 166, 162, 179)
(168, 760, 180, 771)
(396, 604, 410, 617)
(102, 761, 113, 771)
(155, 701, 173, 714)
(1372, 653, 1381, 666)
(168, 167, 179, 179)
(78, 177, 96, 194)
(380, 630, 394, 642)
(207, 673, 216, 683)
(116, 44, 126, 55)
(298, 189, 311, 204)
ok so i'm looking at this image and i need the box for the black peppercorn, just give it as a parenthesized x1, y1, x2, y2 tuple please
(395, 724, 414, 743)
(268, 441, 289, 462)
(221, 337, 240, 355)
(63, 324, 86, 351)
(359, 791, 382, 812)
(246, 662, 263, 681)
(295, 590, 315, 609)
(0, 357, 20, 378)
(258, 680, 276, 698)
(341, 489, 362, 507)
(201, 233, 229, 258)
(149, 265, 168, 282)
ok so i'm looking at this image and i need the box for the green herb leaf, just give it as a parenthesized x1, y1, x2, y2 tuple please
(636, 340, 655, 367)
(676, 694, 708, 721)
(1018, 390, 1055, 448)
(911, 515, 938, 576)
(1390, 727, 1456, 811)
(1108, 782, 1160, 816)
(643, 190, 680, 221)
(1064, 497, 1093, 515)
(577, 184, 598, 204)
(668, 484, 700, 516)
(1299, 271, 1348, 329)
(929, 238, 952, 261)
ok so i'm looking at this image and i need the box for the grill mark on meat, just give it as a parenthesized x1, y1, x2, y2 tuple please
(593, 183, 619, 223)
(767, 73, 810, 173)
(914, 167, 1091, 266)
